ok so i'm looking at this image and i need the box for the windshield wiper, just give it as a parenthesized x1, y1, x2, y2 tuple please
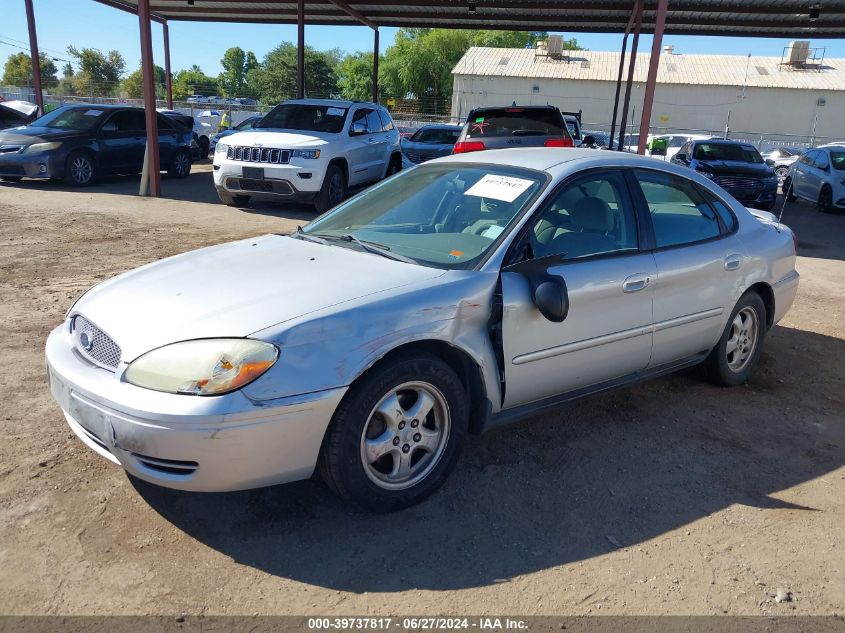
(339, 234, 418, 264)
(292, 225, 330, 245)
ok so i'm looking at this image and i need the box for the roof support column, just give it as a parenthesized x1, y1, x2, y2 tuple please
(617, 0, 643, 154)
(372, 28, 379, 103)
(24, 0, 44, 114)
(138, 0, 161, 197)
(163, 21, 173, 109)
(297, 0, 305, 99)
(610, 6, 637, 151)
(637, 0, 670, 154)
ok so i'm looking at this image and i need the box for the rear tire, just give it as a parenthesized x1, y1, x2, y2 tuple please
(775, 166, 790, 186)
(318, 352, 468, 512)
(315, 164, 346, 213)
(217, 189, 250, 207)
(818, 185, 833, 213)
(198, 136, 210, 160)
(386, 154, 402, 177)
(64, 150, 97, 187)
(783, 176, 796, 202)
(167, 149, 192, 179)
(702, 292, 767, 387)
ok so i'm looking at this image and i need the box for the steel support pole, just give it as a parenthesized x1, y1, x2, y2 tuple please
(163, 21, 173, 109)
(372, 28, 379, 103)
(138, 0, 161, 197)
(617, 0, 643, 154)
(24, 0, 44, 114)
(297, 0, 305, 99)
(609, 32, 629, 150)
(638, 0, 670, 154)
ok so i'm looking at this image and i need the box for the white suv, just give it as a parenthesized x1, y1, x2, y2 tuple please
(213, 99, 402, 211)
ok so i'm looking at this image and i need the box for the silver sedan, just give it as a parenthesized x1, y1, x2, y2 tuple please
(45, 149, 799, 511)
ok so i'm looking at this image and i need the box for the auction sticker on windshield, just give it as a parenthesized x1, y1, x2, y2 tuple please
(465, 174, 534, 203)
(326, 107, 346, 116)
(84, 110, 104, 116)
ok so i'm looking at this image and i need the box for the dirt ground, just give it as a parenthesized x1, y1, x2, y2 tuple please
(0, 164, 843, 617)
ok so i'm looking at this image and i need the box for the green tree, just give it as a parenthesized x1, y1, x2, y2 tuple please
(2, 52, 59, 88)
(121, 64, 166, 99)
(62, 62, 73, 78)
(171, 66, 218, 100)
(247, 43, 337, 104)
(336, 51, 378, 101)
(67, 46, 125, 95)
(217, 47, 258, 97)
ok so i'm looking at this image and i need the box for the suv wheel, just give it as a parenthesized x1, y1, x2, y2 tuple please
(386, 154, 402, 177)
(318, 352, 468, 512)
(315, 164, 346, 213)
(702, 292, 766, 387)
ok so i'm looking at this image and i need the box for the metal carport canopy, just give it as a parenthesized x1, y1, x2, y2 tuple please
(107, 0, 845, 38)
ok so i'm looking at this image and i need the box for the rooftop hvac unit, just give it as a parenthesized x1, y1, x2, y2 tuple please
(786, 41, 811, 65)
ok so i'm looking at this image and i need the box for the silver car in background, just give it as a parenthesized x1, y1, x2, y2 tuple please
(45, 149, 799, 511)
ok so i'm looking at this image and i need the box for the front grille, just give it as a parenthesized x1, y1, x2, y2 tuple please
(403, 149, 448, 164)
(713, 176, 762, 190)
(71, 315, 122, 370)
(131, 452, 198, 476)
(227, 145, 291, 164)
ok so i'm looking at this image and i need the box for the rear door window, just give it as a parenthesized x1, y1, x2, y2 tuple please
(465, 108, 566, 140)
(377, 109, 394, 132)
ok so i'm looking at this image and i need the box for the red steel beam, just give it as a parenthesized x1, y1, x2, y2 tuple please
(617, 0, 643, 153)
(325, 0, 378, 28)
(138, 0, 161, 197)
(372, 28, 379, 103)
(163, 21, 173, 109)
(24, 0, 44, 114)
(297, 0, 305, 98)
(94, 0, 166, 24)
(638, 0, 670, 154)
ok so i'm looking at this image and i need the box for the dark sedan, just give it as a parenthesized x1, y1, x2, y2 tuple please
(0, 104, 195, 186)
(671, 139, 778, 211)
(401, 124, 462, 164)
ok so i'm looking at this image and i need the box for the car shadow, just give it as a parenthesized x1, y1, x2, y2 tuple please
(132, 324, 844, 593)
(776, 196, 845, 262)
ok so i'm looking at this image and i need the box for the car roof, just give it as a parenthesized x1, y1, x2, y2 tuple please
(691, 138, 754, 147)
(62, 103, 137, 111)
(281, 98, 379, 109)
(432, 147, 671, 172)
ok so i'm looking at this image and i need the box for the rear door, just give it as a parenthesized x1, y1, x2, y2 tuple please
(366, 109, 391, 178)
(98, 110, 146, 172)
(630, 168, 745, 367)
(792, 150, 816, 200)
(346, 107, 380, 185)
(805, 150, 830, 201)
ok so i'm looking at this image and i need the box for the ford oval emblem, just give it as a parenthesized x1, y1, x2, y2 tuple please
(79, 331, 94, 351)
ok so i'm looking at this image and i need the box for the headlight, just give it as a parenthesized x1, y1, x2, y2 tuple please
(23, 141, 61, 154)
(215, 142, 229, 154)
(124, 338, 279, 396)
(292, 149, 321, 159)
(696, 168, 715, 179)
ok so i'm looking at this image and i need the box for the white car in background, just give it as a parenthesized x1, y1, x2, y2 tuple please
(213, 99, 402, 211)
(647, 133, 712, 160)
(783, 145, 845, 212)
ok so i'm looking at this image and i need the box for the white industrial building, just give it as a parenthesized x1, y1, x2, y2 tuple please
(451, 43, 845, 143)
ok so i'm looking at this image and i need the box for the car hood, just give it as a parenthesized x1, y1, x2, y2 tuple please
(72, 234, 445, 362)
(226, 129, 337, 148)
(697, 160, 774, 177)
(0, 126, 86, 144)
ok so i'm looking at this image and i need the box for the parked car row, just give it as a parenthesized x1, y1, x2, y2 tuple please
(783, 145, 845, 212)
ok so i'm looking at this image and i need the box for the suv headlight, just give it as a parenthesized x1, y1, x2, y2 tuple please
(292, 149, 321, 159)
(23, 141, 62, 154)
(124, 338, 279, 396)
(215, 142, 229, 154)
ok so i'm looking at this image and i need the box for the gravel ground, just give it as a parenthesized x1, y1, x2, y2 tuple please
(0, 165, 843, 616)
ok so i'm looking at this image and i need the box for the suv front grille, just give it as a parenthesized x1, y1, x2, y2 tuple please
(227, 146, 291, 164)
(71, 315, 122, 370)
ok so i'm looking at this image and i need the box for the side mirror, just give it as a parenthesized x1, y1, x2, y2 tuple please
(531, 277, 569, 322)
(350, 121, 367, 136)
(101, 122, 118, 134)
(582, 135, 596, 147)
(765, 158, 775, 167)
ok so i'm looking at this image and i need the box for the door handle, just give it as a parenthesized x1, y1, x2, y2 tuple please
(724, 254, 742, 271)
(622, 273, 651, 293)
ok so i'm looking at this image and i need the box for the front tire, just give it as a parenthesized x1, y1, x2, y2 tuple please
(315, 164, 346, 213)
(702, 292, 767, 387)
(318, 352, 468, 512)
(216, 189, 250, 207)
(64, 151, 97, 187)
(818, 185, 833, 213)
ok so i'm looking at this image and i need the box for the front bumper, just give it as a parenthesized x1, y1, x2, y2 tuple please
(0, 150, 62, 179)
(45, 324, 345, 492)
(725, 183, 778, 207)
(213, 157, 325, 201)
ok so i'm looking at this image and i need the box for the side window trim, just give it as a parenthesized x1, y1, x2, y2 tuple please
(627, 167, 728, 251)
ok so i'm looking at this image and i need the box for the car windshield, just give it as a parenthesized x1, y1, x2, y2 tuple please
(831, 151, 845, 171)
(693, 143, 763, 163)
(464, 108, 568, 139)
(236, 117, 259, 130)
(30, 106, 107, 131)
(409, 128, 461, 144)
(259, 104, 347, 133)
(303, 164, 547, 269)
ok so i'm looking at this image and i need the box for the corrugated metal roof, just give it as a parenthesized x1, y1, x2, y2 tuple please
(453, 47, 845, 91)
(96, 0, 845, 38)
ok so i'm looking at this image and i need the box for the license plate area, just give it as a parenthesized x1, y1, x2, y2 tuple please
(242, 166, 264, 180)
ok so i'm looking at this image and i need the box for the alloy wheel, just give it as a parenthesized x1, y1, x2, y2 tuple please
(359, 381, 451, 490)
(175, 152, 190, 177)
(725, 307, 759, 373)
(71, 156, 93, 185)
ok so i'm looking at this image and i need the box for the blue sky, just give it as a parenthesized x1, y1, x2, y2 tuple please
(3, 0, 845, 77)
